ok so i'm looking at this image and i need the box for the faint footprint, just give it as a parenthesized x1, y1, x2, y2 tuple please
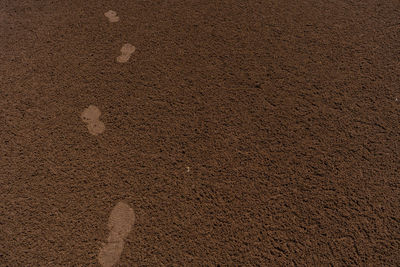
(98, 202, 135, 267)
(116, 43, 136, 63)
(104, 10, 120, 22)
(81, 105, 105, 136)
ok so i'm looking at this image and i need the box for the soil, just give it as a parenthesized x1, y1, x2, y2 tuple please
(1, 0, 399, 266)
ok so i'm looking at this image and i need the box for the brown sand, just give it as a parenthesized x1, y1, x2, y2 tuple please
(1, 0, 399, 266)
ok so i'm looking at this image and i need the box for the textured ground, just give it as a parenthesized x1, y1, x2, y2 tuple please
(1, 0, 399, 266)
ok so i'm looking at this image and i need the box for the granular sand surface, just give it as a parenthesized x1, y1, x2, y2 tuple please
(1, 0, 399, 266)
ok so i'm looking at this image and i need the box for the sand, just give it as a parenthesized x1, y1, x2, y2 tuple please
(1, 0, 399, 266)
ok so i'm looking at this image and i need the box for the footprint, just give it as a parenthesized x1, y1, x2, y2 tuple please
(98, 242, 124, 267)
(87, 120, 105, 136)
(116, 43, 136, 63)
(98, 202, 135, 267)
(104, 10, 120, 22)
(81, 105, 101, 122)
(80, 105, 105, 136)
